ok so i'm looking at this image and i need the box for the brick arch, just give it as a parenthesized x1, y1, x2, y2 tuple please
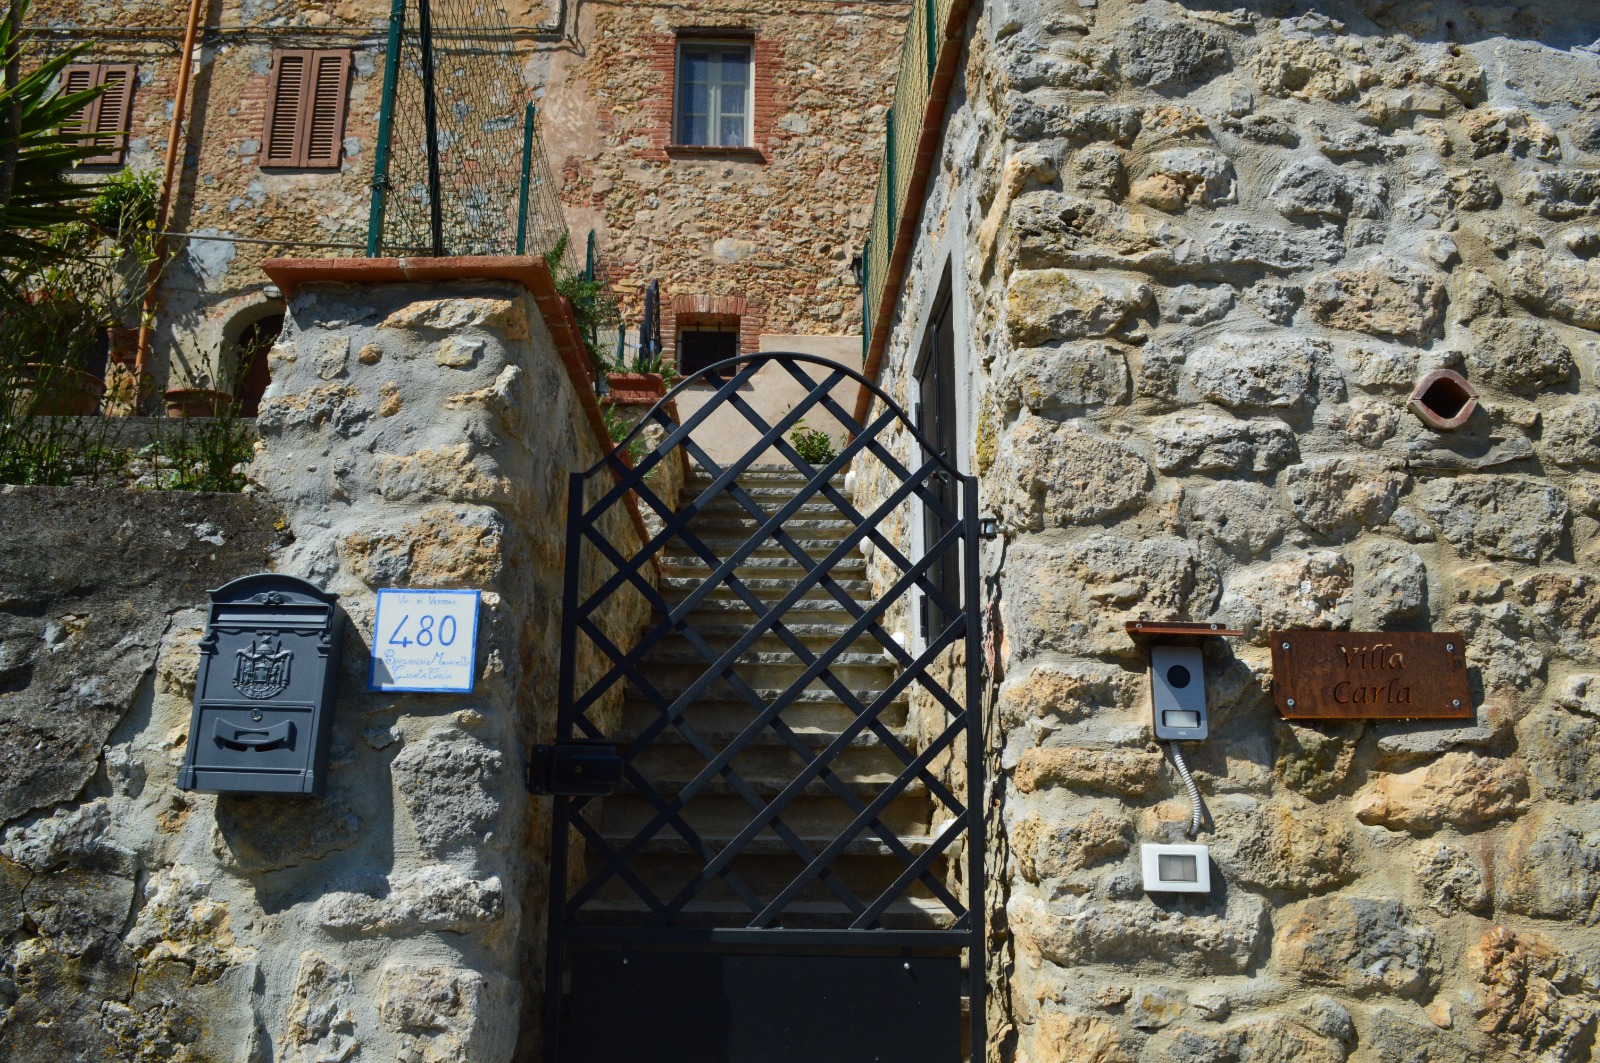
(663, 292, 767, 364)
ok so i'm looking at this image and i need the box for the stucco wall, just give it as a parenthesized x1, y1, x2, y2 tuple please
(861, 1, 1600, 1060)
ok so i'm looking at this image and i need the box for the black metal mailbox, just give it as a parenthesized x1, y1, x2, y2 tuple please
(178, 573, 343, 796)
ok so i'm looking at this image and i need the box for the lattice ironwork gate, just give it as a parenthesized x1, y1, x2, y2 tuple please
(539, 353, 983, 1063)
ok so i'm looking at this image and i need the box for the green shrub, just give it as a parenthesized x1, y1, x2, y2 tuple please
(790, 418, 836, 466)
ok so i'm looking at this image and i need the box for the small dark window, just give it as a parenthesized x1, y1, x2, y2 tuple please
(59, 63, 136, 166)
(677, 323, 740, 375)
(263, 50, 351, 169)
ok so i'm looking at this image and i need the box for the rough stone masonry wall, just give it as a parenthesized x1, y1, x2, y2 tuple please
(0, 274, 648, 1061)
(540, 0, 908, 340)
(862, 1, 1600, 1060)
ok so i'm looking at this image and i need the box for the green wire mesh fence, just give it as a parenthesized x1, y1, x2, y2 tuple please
(366, 0, 573, 267)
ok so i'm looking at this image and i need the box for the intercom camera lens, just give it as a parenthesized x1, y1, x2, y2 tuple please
(1166, 664, 1192, 689)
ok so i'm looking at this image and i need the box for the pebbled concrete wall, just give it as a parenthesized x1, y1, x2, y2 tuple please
(859, 2, 1600, 1060)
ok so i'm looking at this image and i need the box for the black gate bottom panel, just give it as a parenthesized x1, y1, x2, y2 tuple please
(566, 948, 961, 1063)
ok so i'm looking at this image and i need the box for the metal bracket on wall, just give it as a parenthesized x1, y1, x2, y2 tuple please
(526, 742, 625, 797)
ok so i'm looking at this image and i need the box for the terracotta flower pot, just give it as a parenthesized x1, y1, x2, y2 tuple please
(605, 372, 665, 406)
(7, 364, 105, 416)
(164, 387, 233, 418)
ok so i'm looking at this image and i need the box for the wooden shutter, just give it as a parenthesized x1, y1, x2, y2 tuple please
(85, 64, 136, 165)
(262, 49, 349, 169)
(302, 51, 350, 169)
(263, 50, 310, 166)
(58, 63, 101, 150)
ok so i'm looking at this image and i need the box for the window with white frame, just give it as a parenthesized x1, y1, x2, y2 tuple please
(675, 40, 752, 148)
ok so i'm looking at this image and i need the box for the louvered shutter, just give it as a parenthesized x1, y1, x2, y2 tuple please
(58, 64, 100, 148)
(302, 51, 350, 169)
(84, 64, 136, 165)
(263, 50, 311, 167)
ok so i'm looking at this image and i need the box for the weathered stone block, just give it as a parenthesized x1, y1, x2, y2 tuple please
(995, 420, 1150, 530)
(1522, 169, 1600, 219)
(1509, 250, 1600, 329)
(1415, 842, 1490, 915)
(1462, 108, 1560, 160)
(1200, 220, 1344, 272)
(378, 297, 531, 341)
(213, 790, 363, 874)
(1469, 927, 1598, 1061)
(1212, 798, 1354, 894)
(997, 343, 1132, 414)
(1270, 159, 1372, 220)
(1353, 541, 1427, 628)
(315, 866, 506, 935)
(1182, 482, 1288, 559)
(1305, 256, 1447, 343)
(1003, 536, 1221, 662)
(1012, 888, 1268, 976)
(1354, 751, 1530, 832)
(1416, 477, 1567, 562)
(1131, 149, 1237, 211)
(392, 730, 504, 859)
(1149, 414, 1298, 474)
(1541, 398, 1600, 466)
(1005, 269, 1153, 347)
(1497, 809, 1600, 925)
(1014, 746, 1164, 796)
(1186, 336, 1331, 411)
(1284, 457, 1408, 535)
(284, 951, 358, 1063)
(1516, 708, 1600, 802)
(1222, 551, 1353, 641)
(1115, 14, 1229, 88)
(1276, 897, 1439, 999)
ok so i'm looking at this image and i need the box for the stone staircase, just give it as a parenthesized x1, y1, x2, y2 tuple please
(579, 464, 955, 930)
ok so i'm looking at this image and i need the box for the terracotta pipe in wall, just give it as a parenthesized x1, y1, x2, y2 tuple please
(132, 0, 205, 403)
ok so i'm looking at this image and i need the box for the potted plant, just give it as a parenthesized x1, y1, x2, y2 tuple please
(163, 351, 232, 418)
(7, 361, 105, 416)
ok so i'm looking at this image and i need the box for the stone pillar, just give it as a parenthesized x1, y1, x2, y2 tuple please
(227, 255, 650, 1061)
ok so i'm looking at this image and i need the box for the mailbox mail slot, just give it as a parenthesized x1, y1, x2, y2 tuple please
(178, 573, 344, 796)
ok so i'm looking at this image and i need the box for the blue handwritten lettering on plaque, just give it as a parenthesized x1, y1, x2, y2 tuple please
(370, 589, 480, 693)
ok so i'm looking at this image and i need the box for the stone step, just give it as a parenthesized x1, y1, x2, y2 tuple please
(618, 694, 908, 736)
(659, 577, 874, 605)
(597, 830, 942, 860)
(660, 537, 863, 560)
(660, 554, 867, 578)
(638, 628, 895, 660)
(618, 768, 926, 801)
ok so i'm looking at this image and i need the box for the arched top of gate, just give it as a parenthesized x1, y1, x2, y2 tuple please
(580, 351, 972, 486)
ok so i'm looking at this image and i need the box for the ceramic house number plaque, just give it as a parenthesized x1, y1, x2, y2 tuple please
(1270, 631, 1474, 720)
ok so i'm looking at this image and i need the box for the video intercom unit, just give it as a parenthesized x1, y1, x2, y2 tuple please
(1150, 644, 1207, 741)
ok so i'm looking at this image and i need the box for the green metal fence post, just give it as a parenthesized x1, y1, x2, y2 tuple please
(417, 0, 444, 256)
(516, 102, 535, 255)
(585, 229, 596, 283)
(925, 0, 938, 85)
(885, 105, 897, 233)
(365, 0, 407, 257)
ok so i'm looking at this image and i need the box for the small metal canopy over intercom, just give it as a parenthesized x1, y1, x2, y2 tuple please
(178, 573, 344, 797)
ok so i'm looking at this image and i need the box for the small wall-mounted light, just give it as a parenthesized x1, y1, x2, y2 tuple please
(978, 516, 1000, 541)
(1408, 368, 1478, 431)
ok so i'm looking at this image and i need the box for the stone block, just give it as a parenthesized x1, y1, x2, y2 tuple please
(392, 730, 505, 859)
(1509, 250, 1600, 329)
(1304, 255, 1447, 343)
(996, 343, 1131, 414)
(1222, 551, 1353, 642)
(339, 506, 507, 589)
(1462, 108, 1560, 160)
(1468, 927, 1598, 1061)
(379, 297, 531, 341)
(1131, 148, 1237, 211)
(1011, 887, 1268, 976)
(1200, 220, 1345, 272)
(1276, 897, 1439, 999)
(995, 420, 1151, 530)
(1185, 336, 1331, 411)
(1415, 842, 1490, 915)
(1283, 457, 1408, 535)
(1516, 708, 1600, 802)
(1014, 746, 1164, 796)
(1149, 414, 1298, 474)
(1005, 269, 1153, 347)
(1002, 536, 1221, 662)
(1269, 159, 1370, 220)
(1416, 476, 1567, 562)
(378, 963, 516, 1063)
(314, 866, 506, 935)
(212, 790, 363, 874)
(284, 951, 358, 1063)
(1496, 809, 1600, 924)
(1353, 541, 1427, 627)
(1540, 398, 1600, 467)
(1211, 797, 1354, 893)
(1114, 14, 1229, 88)
(1467, 317, 1575, 393)
(1182, 482, 1288, 559)
(1353, 751, 1530, 832)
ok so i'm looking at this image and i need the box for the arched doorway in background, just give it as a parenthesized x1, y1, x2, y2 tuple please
(230, 312, 283, 417)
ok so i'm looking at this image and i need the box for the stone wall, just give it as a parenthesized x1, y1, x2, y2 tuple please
(860, 2, 1600, 1060)
(0, 261, 651, 1061)
(0, 487, 282, 1059)
(539, 0, 908, 344)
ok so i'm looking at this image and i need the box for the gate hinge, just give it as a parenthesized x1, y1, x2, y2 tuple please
(526, 742, 624, 797)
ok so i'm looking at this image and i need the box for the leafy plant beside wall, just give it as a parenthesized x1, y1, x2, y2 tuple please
(790, 418, 837, 466)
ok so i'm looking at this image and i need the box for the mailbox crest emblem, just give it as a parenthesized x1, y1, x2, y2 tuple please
(234, 635, 293, 699)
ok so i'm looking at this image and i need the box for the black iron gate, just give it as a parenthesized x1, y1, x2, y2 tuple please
(540, 353, 982, 1063)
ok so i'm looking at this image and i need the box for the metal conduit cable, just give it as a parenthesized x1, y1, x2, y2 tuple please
(1169, 741, 1204, 838)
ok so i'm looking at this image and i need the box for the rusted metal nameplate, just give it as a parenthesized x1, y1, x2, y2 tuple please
(1270, 631, 1473, 720)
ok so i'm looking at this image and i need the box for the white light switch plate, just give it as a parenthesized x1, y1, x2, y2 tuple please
(1141, 843, 1212, 894)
